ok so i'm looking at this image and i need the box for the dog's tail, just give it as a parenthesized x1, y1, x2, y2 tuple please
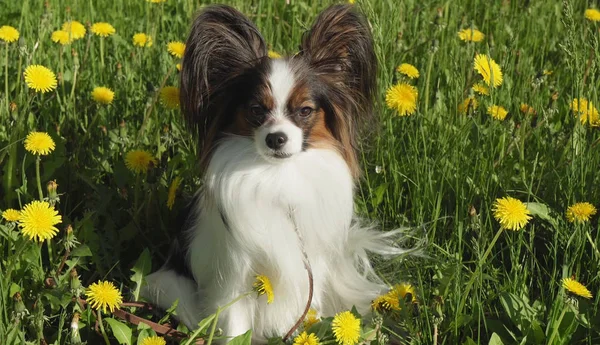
(347, 219, 422, 282)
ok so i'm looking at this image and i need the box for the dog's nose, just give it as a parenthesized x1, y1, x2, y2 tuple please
(265, 132, 288, 150)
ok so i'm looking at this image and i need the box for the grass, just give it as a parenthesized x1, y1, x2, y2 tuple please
(1, 0, 599, 344)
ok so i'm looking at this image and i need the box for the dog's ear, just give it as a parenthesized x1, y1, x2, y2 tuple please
(180, 5, 267, 165)
(299, 4, 376, 115)
(299, 5, 376, 180)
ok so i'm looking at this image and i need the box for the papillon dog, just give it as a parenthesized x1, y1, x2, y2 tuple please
(144, 4, 407, 343)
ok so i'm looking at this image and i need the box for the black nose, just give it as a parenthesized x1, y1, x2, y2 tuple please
(265, 132, 288, 150)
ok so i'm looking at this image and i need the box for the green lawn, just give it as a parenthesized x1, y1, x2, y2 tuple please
(1, 0, 599, 344)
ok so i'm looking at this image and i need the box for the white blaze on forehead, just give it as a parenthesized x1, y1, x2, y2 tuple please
(268, 59, 295, 119)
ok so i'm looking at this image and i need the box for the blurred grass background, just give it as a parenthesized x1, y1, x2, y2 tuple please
(1, 0, 599, 343)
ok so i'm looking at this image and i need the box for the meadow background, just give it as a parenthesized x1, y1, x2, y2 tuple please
(1, 0, 600, 344)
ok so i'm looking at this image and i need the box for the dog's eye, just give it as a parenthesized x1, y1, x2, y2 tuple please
(299, 107, 313, 118)
(250, 105, 265, 117)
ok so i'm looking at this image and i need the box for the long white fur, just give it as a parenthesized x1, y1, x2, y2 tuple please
(144, 60, 408, 344)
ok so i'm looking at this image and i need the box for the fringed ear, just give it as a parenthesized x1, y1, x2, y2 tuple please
(298, 5, 377, 179)
(180, 5, 267, 166)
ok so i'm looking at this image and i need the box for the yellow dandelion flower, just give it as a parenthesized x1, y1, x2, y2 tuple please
(167, 177, 182, 210)
(562, 277, 593, 299)
(487, 105, 508, 121)
(396, 63, 419, 79)
(0, 25, 19, 43)
(86, 281, 123, 313)
(372, 283, 416, 312)
(176, 63, 181, 71)
(125, 150, 157, 174)
(585, 9, 600, 22)
(160, 86, 180, 109)
(303, 309, 319, 330)
(2, 209, 21, 222)
(492, 196, 532, 231)
(293, 331, 320, 345)
(458, 28, 485, 42)
(61, 21, 86, 40)
(331, 311, 360, 345)
(167, 41, 185, 58)
(520, 103, 535, 115)
(91, 86, 115, 105)
(566, 202, 597, 223)
(472, 82, 489, 96)
(474, 54, 503, 88)
(147, 0, 167, 3)
(91, 22, 115, 37)
(24, 131, 56, 155)
(253, 274, 274, 304)
(51, 30, 72, 45)
(458, 97, 478, 114)
(570, 98, 600, 126)
(385, 83, 418, 116)
(133, 33, 153, 47)
(140, 336, 166, 345)
(18, 201, 62, 242)
(268, 50, 282, 59)
(24, 65, 57, 93)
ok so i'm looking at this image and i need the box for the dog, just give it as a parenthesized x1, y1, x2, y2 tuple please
(144, 4, 407, 343)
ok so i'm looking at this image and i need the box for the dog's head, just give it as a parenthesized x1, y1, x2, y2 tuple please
(180, 4, 376, 179)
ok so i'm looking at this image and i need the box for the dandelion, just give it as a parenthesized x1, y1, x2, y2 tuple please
(331, 311, 360, 345)
(385, 83, 418, 116)
(91, 86, 115, 105)
(458, 97, 478, 114)
(147, 0, 167, 3)
(167, 177, 182, 210)
(487, 105, 508, 120)
(253, 274, 274, 304)
(562, 277, 593, 299)
(51, 30, 72, 45)
(492, 196, 532, 231)
(125, 150, 157, 174)
(396, 63, 419, 79)
(372, 283, 416, 312)
(566, 202, 597, 223)
(2, 209, 21, 222)
(472, 82, 489, 96)
(520, 103, 535, 115)
(91, 22, 115, 37)
(570, 98, 599, 126)
(303, 309, 319, 330)
(140, 336, 166, 345)
(585, 9, 600, 22)
(160, 86, 180, 109)
(268, 50, 282, 59)
(133, 33, 153, 47)
(167, 41, 185, 58)
(0, 25, 19, 43)
(24, 65, 57, 93)
(24, 132, 56, 155)
(18, 201, 62, 242)
(474, 54, 503, 88)
(293, 332, 320, 345)
(61, 21, 86, 40)
(458, 28, 484, 42)
(86, 281, 124, 313)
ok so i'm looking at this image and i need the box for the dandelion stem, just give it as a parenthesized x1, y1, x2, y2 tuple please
(457, 227, 504, 316)
(35, 155, 43, 201)
(96, 310, 111, 345)
(4, 42, 8, 116)
(99, 38, 105, 68)
(547, 307, 567, 345)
